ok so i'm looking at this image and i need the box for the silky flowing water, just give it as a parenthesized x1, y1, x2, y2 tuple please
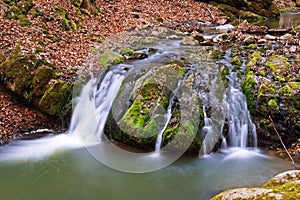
(0, 28, 298, 199)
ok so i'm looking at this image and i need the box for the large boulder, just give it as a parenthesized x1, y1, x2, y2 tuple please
(105, 63, 203, 154)
(0, 45, 72, 117)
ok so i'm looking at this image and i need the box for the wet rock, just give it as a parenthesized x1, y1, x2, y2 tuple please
(265, 34, 277, 40)
(193, 34, 205, 43)
(105, 63, 202, 153)
(38, 80, 72, 116)
(215, 24, 234, 31)
(124, 51, 148, 60)
(180, 36, 199, 46)
(243, 35, 255, 45)
(280, 33, 294, 41)
(214, 33, 229, 42)
(268, 29, 291, 36)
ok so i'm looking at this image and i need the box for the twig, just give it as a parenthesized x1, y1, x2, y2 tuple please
(269, 116, 296, 169)
(205, 7, 215, 22)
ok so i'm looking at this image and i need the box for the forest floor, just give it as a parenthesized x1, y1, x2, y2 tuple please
(0, 0, 299, 156)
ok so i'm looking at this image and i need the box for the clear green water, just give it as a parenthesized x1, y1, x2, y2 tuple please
(0, 146, 295, 200)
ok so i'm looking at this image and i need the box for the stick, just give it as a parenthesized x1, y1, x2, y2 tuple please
(269, 116, 296, 169)
(205, 7, 215, 22)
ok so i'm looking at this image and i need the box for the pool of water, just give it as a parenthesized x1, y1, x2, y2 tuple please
(0, 146, 296, 200)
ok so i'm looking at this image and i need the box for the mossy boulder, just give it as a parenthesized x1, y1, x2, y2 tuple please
(4, 0, 34, 27)
(0, 46, 72, 117)
(39, 80, 73, 116)
(32, 67, 60, 97)
(211, 170, 300, 200)
(105, 64, 202, 153)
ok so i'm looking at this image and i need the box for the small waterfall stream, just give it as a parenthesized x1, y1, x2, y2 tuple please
(222, 50, 257, 149)
(0, 33, 257, 162)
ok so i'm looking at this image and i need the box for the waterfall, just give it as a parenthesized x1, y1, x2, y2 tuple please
(154, 76, 184, 153)
(69, 67, 125, 143)
(0, 66, 126, 161)
(198, 50, 257, 156)
(225, 87, 257, 148)
(222, 50, 257, 149)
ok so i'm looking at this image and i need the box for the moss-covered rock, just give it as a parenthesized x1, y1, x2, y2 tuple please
(211, 170, 300, 200)
(4, 0, 34, 27)
(240, 48, 299, 148)
(97, 49, 124, 69)
(204, 0, 279, 23)
(0, 45, 72, 117)
(241, 71, 257, 108)
(230, 56, 242, 66)
(39, 80, 73, 116)
(265, 55, 290, 79)
(32, 67, 60, 97)
(105, 64, 202, 153)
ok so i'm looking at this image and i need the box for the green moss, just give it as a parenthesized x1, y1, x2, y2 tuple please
(247, 44, 257, 50)
(60, 8, 70, 30)
(275, 76, 286, 82)
(294, 26, 300, 33)
(265, 55, 289, 76)
(231, 56, 242, 66)
(131, 37, 159, 47)
(288, 82, 300, 90)
(71, 20, 77, 33)
(240, 12, 266, 23)
(237, 71, 242, 78)
(246, 51, 261, 74)
(220, 65, 230, 88)
(241, 71, 257, 108)
(39, 80, 72, 115)
(278, 85, 292, 96)
(259, 70, 266, 77)
(210, 50, 225, 60)
(1, 55, 34, 95)
(32, 67, 59, 97)
(19, 15, 32, 27)
(267, 99, 279, 112)
(258, 84, 276, 100)
(120, 48, 135, 56)
(97, 50, 124, 69)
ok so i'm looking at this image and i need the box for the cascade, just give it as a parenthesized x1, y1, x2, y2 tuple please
(198, 50, 257, 156)
(221, 50, 257, 149)
(0, 66, 126, 161)
(0, 32, 257, 161)
(154, 74, 187, 153)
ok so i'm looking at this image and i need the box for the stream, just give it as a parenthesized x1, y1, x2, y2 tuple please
(0, 27, 299, 199)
